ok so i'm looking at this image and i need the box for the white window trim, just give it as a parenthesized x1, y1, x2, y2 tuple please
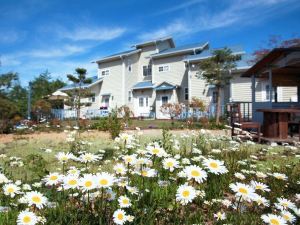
(100, 69, 110, 76)
(158, 65, 170, 72)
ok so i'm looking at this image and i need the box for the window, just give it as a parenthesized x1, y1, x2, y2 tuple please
(145, 97, 148, 107)
(143, 65, 152, 76)
(128, 60, 132, 72)
(101, 69, 110, 76)
(90, 94, 96, 103)
(212, 91, 218, 103)
(162, 96, 168, 105)
(184, 88, 189, 100)
(139, 97, 144, 107)
(158, 65, 170, 72)
(128, 91, 132, 102)
(101, 96, 109, 108)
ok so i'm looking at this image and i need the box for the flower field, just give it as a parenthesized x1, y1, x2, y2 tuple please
(0, 129, 299, 225)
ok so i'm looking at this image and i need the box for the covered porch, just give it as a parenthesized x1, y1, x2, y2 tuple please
(242, 46, 300, 142)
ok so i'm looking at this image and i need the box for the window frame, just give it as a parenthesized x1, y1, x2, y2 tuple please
(162, 96, 169, 105)
(101, 69, 110, 76)
(139, 97, 144, 107)
(158, 65, 170, 72)
(143, 65, 152, 76)
(128, 91, 132, 102)
(184, 88, 189, 101)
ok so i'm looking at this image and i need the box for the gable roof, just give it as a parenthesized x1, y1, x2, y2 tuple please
(155, 81, 178, 91)
(92, 49, 141, 63)
(184, 45, 245, 62)
(59, 76, 103, 91)
(151, 42, 209, 59)
(242, 46, 300, 77)
(133, 36, 175, 48)
(132, 81, 154, 90)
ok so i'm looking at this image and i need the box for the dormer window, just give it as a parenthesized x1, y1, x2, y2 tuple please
(158, 65, 170, 72)
(101, 69, 110, 76)
(143, 65, 152, 76)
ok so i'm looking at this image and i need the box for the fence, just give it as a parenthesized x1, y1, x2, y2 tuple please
(51, 104, 226, 120)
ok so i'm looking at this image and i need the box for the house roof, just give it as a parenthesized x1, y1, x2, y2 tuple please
(184, 45, 245, 62)
(133, 36, 175, 48)
(155, 82, 178, 91)
(132, 81, 154, 90)
(59, 76, 103, 91)
(151, 42, 209, 59)
(242, 46, 300, 77)
(92, 49, 142, 63)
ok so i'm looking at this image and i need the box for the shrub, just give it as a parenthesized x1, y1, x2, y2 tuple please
(91, 117, 109, 131)
(107, 109, 124, 139)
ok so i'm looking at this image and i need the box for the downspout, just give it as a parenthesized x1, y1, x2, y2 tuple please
(121, 55, 126, 106)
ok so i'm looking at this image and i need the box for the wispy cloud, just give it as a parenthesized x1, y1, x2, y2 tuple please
(0, 30, 25, 44)
(154, 0, 204, 15)
(27, 45, 90, 58)
(56, 26, 127, 41)
(139, 0, 299, 41)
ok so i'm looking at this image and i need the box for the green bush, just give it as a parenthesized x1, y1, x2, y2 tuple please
(91, 117, 109, 130)
(107, 109, 123, 139)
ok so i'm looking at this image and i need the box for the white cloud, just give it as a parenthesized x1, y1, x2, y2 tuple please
(139, 0, 298, 41)
(0, 30, 24, 44)
(57, 26, 126, 41)
(27, 45, 90, 58)
(154, 0, 204, 15)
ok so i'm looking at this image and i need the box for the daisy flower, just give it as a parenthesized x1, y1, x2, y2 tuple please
(229, 182, 257, 201)
(203, 158, 228, 174)
(3, 183, 20, 198)
(113, 209, 127, 225)
(105, 189, 116, 201)
(118, 195, 131, 208)
(275, 198, 296, 211)
(67, 167, 80, 176)
(273, 173, 288, 181)
(234, 172, 246, 180)
(96, 172, 115, 188)
(146, 144, 166, 157)
(43, 172, 62, 186)
(123, 154, 137, 165)
(56, 152, 75, 163)
(17, 210, 38, 225)
(250, 180, 270, 192)
(253, 195, 270, 207)
(176, 184, 197, 205)
(162, 158, 179, 172)
(214, 212, 226, 221)
(113, 163, 127, 175)
(25, 191, 48, 209)
(0, 173, 9, 184)
(140, 168, 157, 177)
(280, 210, 296, 224)
(63, 175, 79, 190)
(183, 165, 207, 183)
(79, 153, 100, 163)
(261, 214, 287, 225)
(80, 174, 97, 191)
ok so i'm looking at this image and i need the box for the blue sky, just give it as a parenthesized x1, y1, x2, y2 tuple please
(1, 0, 300, 85)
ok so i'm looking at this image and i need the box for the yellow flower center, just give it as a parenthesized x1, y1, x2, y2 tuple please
(61, 156, 68, 161)
(117, 213, 124, 220)
(100, 179, 108, 186)
(166, 162, 174, 167)
(122, 199, 129, 204)
(32, 196, 41, 204)
(117, 168, 123, 173)
(209, 162, 218, 169)
(270, 218, 280, 225)
(182, 190, 190, 198)
(282, 202, 288, 207)
(141, 171, 148, 176)
(68, 179, 77, 186)
(238, 187, 248, 194)
(256, 185, 262, 189)
(85, 181, 92, 188)
(7, 187, 14, 193)
(283, 215, 290, 221)
(191, 170, 200, 177)
(152, 148, 159, 154)
(50, 175, 58, 181)
(23, 216, 31, 223)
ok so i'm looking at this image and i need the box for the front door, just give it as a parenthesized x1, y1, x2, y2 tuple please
(156, 94, 172, 119)
(135, 95, 150, 117)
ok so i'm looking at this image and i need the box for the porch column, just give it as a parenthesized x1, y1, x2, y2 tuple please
(268, 69, 273, 104)
(251, 75, 256, 121)
(121, 57, 126, 105)
(297, 86, 300, 103)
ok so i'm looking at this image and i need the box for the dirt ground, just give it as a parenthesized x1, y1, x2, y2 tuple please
(0, 129, 228, 144)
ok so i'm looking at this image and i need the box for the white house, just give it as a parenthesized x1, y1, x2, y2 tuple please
(58, 36, 298, 120)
